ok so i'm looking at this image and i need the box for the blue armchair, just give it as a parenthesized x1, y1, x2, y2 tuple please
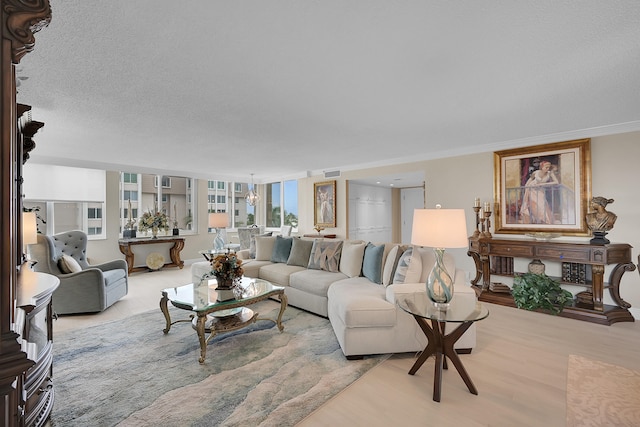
(29, 230, 128, 315)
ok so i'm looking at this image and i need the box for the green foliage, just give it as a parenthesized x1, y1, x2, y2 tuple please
(512, 273, 574, 315)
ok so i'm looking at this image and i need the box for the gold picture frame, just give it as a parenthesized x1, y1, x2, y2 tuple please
(314, 180, 336, 228)
(493, 139, 592, 235)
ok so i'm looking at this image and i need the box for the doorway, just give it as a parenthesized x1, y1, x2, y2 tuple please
(401, 187, 425, 244)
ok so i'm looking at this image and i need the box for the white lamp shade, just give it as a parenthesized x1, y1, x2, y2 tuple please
(411, 208, 468, 248)
(22, 212, 38, 246)
(208, 212, 229, 228)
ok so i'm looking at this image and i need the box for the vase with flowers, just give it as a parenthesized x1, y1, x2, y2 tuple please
(204, 252, 244, 301)
(138, 209, 169, 239)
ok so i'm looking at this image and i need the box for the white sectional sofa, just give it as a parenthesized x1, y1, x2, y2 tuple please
(191, 235, 477, 358)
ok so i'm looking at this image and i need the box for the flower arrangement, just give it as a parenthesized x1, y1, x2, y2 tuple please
(208, 252, 243, 289)
(138, 209, 170, 232)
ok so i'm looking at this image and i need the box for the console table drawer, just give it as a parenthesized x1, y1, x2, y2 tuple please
(534, 247, 591, 262)
(488, 244, 533, 257)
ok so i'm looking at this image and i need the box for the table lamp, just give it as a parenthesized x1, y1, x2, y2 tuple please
(411, 205, 468, 310)
(208, 212, 229, 251)
(22, 211, 38, 264)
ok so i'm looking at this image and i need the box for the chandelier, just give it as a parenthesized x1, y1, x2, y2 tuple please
(245, 173, 260, 206)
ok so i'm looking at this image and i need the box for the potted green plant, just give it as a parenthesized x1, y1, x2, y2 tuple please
(511, 272, 574, 315)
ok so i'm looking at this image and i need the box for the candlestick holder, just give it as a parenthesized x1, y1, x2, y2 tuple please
(482, 206, 493, 238)
(472, 206, 481, 238)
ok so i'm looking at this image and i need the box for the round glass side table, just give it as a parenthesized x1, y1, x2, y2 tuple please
(397, 293, 489, 402)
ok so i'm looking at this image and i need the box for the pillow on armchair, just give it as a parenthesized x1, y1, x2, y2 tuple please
(58, 254, 82, 274)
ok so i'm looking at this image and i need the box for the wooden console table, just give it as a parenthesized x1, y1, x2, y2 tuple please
(467, 236, 635, 325)
(118, 237, 185, 274)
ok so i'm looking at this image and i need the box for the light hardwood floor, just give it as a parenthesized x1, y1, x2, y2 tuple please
(54, 263, 640, 427)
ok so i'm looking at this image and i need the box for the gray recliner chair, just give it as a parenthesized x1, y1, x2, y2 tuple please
(29, 230, 128, 315)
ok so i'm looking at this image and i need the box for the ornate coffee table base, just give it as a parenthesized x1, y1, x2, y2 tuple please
(160, 288, 288, 364)
(408, 316, 477, 402)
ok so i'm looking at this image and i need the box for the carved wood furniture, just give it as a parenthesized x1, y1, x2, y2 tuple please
(468, 236, 636, 325)
(1, 2, 53, 425)
(118, 237, 185, 274)
(16, 269, 59, 427)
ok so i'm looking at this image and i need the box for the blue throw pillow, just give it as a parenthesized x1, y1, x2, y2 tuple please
(362, 243, 384, 284)
(270, 235, 293, 263)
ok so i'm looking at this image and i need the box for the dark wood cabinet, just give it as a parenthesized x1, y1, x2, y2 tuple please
(17, 269, 59, 427)
(1, 3, 52, 425)
(468, 236, 636, 325)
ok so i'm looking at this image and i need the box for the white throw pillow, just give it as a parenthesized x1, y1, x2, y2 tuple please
(382, 244, 406, 286)
(392, 247, 422, 284)
(58, 254, 82, 274)
(254, 236, 276, 261)
(339, 240, 367, 278)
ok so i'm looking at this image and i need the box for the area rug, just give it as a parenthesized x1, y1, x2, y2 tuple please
(51, 301, 386, 426)
(566, 354, 640, 427)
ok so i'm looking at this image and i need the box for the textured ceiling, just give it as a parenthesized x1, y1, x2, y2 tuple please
(17, 0, 640, 184)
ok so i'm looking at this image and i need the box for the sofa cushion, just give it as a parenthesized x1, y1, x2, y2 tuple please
(382, 244, 407, 286)
(393, 247, 422, 284)
(289, 269, 348, 297)
(258, 263, 306, 286)
(307, 240, 343, 272)
(254, 235, 276, 261)
(270, 235, 293, 263)
(339, 240, 366, 278)
(249, 232, 273, 259)
(58, 254, 82, 274)
(286, 237, 314, 267)
(328, 279, 396, 327)
(362, 243, 384, 284)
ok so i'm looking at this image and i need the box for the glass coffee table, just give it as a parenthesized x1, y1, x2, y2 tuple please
(160, 277, 287, 363)
(397, 293, 489, 402)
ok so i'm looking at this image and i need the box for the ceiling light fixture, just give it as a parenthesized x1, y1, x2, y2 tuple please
(245, 173, 260, 207)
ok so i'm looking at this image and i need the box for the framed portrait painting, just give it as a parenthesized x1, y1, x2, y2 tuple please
(314, 180, 336, 228)
(493, 139, 592, 236)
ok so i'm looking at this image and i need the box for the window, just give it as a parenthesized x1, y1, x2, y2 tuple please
(207, 180, 253, 229)
(266, 179, 298, 230)
(266, 182, 281, 227)
(87, 207, 102, 219)
(124, 208, 138, 219)
(123, 172, 137, 183)
(22, 165, 107, 239)
(124, 190, 138, 201)
(154, 175, 171, 188)
(23, 200, 107, 239)
(122, 173, 195, 234)
(88, 227, 102, 235)
(283, 180, 299, 228)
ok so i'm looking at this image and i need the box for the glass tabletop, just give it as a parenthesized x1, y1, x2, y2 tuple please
(199, 244, 241, 255)
(163, 277, 282, 312)
(397, 293, 489, 323)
